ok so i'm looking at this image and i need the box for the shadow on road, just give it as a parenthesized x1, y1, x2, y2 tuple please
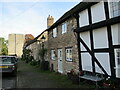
(2, 73, 17, 89)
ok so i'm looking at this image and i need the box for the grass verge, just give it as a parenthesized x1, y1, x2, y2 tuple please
(30, 64, 96, 88)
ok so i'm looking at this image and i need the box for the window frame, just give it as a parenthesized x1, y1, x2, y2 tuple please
(116, 50, 120, 65)
(52, 28, 57, 38)
(62, 22, 67, 34)
(65, 48, 72, 62)
(110, 2, 120, 18)
(51, 50, 56, 60)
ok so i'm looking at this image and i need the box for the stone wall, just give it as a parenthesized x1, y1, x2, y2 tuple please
(48, 17, 79, 74)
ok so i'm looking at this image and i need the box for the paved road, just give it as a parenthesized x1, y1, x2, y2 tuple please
(1, 60, 96, 89)
(1, 60, 61, 89)
(17, 60, 60, 88)
(0, 73, 2, 89)
(2, 75, 16, 89)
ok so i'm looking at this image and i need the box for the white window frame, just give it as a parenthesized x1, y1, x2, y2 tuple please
(62, 22, 67, 34)
(52, 28, 57, 38)
(66, 48, 72, 62)
(110, 1, 120, 18)
(79, 9, 89, 27)
(116, 50, 120, 65)
(51, 50, 56, 60)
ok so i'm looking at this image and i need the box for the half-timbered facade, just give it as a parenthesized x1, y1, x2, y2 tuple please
(73, 1, 120, 80)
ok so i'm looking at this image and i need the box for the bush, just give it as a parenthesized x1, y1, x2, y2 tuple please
(67, 69, 79, 84)
(40, 61, 49, 70)
(30, 60, 38, 66)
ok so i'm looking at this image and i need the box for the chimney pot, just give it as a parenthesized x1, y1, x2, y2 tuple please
(47, 15, 54, 28)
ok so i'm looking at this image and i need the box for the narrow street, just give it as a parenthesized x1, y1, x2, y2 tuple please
(2, 60, 62, 89)
(2, 59, 98, 89)
(17, 60, 60, 88)
(2, 75, 16, 89)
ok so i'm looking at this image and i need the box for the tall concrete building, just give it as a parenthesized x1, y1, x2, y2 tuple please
(8, 34, 25, 57)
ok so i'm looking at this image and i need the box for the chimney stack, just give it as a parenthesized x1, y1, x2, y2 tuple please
(47, 15, 54, 28)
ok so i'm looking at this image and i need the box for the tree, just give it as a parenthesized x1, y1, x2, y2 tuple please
(22, 48, 32, 63)
(38, 48, 48, 70)
(0, 38, 8, 55)
(38, 48, 47, 62)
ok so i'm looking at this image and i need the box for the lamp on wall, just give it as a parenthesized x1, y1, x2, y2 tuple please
(41, 35, 46, 40)
(41, 35, 46, 48)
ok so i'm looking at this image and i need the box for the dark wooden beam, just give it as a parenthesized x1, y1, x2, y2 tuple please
(114, 45, 120, 48)
(79, 37, 108, 76)
(94, 48, 109, 52)
(88, 7, 95, 73)
(74, 16, 120, 33)
(104, 2, 116, 78)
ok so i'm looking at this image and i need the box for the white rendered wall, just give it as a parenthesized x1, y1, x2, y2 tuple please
(108, 1, 112, 18)
(93, 27, 108, 49)
(79, 9, 89, 27)
(95, 53, 111, 75)
(108, 1, 120, 18)
(81, 53, 92, 72)
(91, 1, 106, 24)
(80, 31, 91, 51)
(111, 24, 120, 45)
(114, 49, 118, 77)
(114, 49, 120, 78)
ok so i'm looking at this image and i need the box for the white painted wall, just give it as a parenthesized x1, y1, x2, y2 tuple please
(114, 49, 120, 78)
(95, 53, 111, 75)
(93, 27, 108, 49)
(108, 1, 112, 18)
(91, 1, 106, 24)
(108, 1, 120, 18)
(111, 24, 120, 45)
(81, 53, 92, 72)
(79, 9, 89, 27)
(80, 31, 91, 51)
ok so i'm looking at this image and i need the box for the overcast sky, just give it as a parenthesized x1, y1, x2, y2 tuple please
(0, 0, 80, 40)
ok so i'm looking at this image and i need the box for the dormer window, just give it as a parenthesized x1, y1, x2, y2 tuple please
(62, 22, 67, 34)
(52, 28, 57, 38)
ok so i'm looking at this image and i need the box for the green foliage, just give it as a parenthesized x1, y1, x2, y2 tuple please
(22, 48, 32, 63)
(67, 69, 79, 84)
(103, 78, 120, 88)
(38, 48, 48, 70)
(30, 60, 38, 66)
(38, 48, 47, 61)
(1, 48, 8, 55)
(23, 48, 31, 55)
(0, 38, 8, 55)
(40, 61, 49, 70)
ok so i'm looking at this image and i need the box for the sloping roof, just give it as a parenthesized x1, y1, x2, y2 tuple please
(24, 2, 98, 48)
(24, 30, 47, 48)
(47, 2, 97, 30)
(25, 34, 34, 40)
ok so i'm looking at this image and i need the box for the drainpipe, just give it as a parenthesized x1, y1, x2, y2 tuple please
(73, 13, 82, 72)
